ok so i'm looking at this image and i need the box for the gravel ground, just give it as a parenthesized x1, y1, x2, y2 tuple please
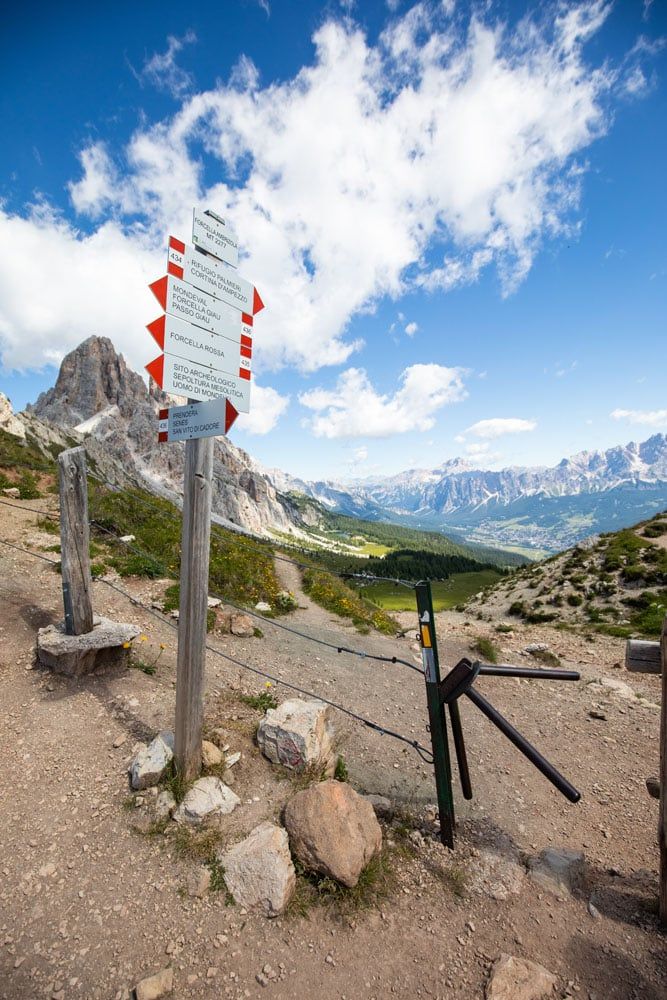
(0, 499, 665, 999)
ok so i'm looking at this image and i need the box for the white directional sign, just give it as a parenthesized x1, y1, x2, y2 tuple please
(147, 313, 252, 379)
(192, 207, 238, 267)
(157, 397, 239, 443)
(145, 354, 251, 411)
(149, 275, 253, 342)
(168, 236, 264, 316)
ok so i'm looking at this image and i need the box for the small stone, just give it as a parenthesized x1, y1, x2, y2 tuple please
(528, 847, 585, 897)
(39, 862, 56, 878)
(587, 900, 601, 919)
(257, 699, 335, 773)
(486, 954, 556, 1000)
(207, 597, 222, 608)
(588, 710, 607, 721)
(129, 732, 174, 791)
(154, 790, 176, 822)
(646, 777, 660, 800)
(134, 966, 173, 1000)
(256, 973, 269, 987)
(219, 822, 295, 916)
(113, 735, 126, 748)
(524, 643, 549, 653)
(255, 601, 272, 613)
(230, 613, 255, 637)
(173, 776, 240, 826)
(225, 751, 241, 768)
(2, 487, 20, 499)
(202, 740, 223, 767)
(187, 866, 211, 898)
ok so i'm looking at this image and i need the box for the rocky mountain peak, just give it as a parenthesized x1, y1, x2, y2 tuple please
(23, 335, 296, 537)
(28, 336, 148, 427)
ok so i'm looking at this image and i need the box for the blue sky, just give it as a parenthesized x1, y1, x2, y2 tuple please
(0, 0, 665, 481)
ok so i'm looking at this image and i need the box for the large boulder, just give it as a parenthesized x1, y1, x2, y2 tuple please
(219, 822, 295, 916)
(486, 954, 556, 1000)
(173, 776, 240, 826)
(129, 732, 174, 791)
(36, 616, 140, 676)
(283, 780, 382, 888)
(257, 699, 335, 773)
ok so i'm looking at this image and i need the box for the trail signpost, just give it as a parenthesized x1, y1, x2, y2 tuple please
(145, 206, 263, 780)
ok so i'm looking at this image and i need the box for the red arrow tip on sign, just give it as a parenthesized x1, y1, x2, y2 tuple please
(149, 276, 168, 310)
(253, 287, 264, 315)
(145, 355, 164, 389)
(225, 399, 239, 434)
(146, 315, 166, 350)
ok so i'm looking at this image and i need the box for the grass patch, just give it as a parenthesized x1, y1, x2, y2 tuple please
(173, 824, 224, 863)
(360, 571, 502, 612)
(289, 851, 395, 918)
(302, 567, 398, 635)
(36, 516, 60, 535)
(334, 755, 349, 782)
(88, 482, 285, 609)
(470, 636, 499, 664)
(239, 689, 278, 712)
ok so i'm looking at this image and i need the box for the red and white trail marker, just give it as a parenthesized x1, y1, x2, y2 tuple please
(149, 274, 254, 342)
(157, 397, 239, 444)
(168, 236, 264, 316)
(145, 353, 251, 412)
(146, 313, 252, 381)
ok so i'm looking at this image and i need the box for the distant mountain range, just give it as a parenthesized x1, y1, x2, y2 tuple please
(269, 436, 667, 553)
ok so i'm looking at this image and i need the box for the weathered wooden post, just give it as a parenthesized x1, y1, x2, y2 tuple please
(625, 621, 667, 925)
(58, 446, 93, 635)
(174, 431, 214, 782)
(660, 619, 667, 924)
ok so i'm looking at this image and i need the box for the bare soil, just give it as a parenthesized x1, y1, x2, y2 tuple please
(0, 499, 665, 999)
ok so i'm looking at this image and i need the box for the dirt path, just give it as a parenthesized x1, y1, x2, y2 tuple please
(0, 501, 665, 999)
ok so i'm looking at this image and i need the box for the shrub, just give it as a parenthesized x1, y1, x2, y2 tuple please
(508, 600, 526, 618)
(470, 636, 499, 664)
(567, 593, 583, 607)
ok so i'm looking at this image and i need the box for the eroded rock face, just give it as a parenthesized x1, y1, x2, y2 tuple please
(28, 336, 296, 536)
(219, 822, 295, 916)
(257, 699, 335, 773)
(173, 776, 240, 826)
(283, 780, 382, 888)
(486, 954, 556, 1000)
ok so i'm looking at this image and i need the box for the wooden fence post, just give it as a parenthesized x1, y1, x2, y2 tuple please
(58, 447, 94, 636)
(174, 433, 214, 782)
(660, 618, 667, 925)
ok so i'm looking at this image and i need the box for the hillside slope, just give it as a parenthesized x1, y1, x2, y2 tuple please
(464, 510, 667, 639)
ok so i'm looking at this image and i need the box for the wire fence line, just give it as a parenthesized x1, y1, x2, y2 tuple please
(0, 495, 420, 672)
(0, 533, 433, 764)
(4, 457, 419, 588)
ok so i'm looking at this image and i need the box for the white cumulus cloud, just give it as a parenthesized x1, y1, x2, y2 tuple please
(299, 363, 467, 439)
(464, 417, 537, 439)
(610, 408, 667, 428)
(236, 383, 289, 435)
(1, 1, 641, 380)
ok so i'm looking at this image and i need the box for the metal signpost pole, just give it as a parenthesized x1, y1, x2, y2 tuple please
(416, 580, 455, 848)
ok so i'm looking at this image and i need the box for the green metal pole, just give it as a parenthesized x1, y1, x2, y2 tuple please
(416, 580, 455, 848)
